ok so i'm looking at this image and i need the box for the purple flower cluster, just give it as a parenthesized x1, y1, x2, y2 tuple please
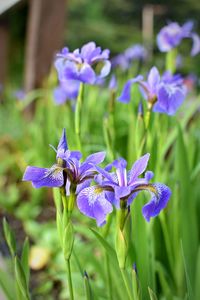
(157, 21, 200, 56)
(23, 130, 171, 227)
(112, 44, 147, 71)
(53, 42, 111, 104)
(55, 42, 111, 85)
(118, 66, 187, 115)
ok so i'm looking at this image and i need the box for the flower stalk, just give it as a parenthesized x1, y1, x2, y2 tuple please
(75, 82, 84, 151)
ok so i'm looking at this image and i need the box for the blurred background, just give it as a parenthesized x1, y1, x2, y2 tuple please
(1, 1, 200, 299)
(1, 0, 200, 90)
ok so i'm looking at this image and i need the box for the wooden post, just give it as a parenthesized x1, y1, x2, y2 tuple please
(0, 20, 9, 85)
(24, 0, 66, 92)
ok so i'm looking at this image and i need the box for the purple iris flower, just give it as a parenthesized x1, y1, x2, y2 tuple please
(77, 154, 171, 226)
(118, 66, 187, 115)
(124, 44, 148, 62)
(55, 42, 111, 85)
(112, 44, 147, 71)
(157, 21, 200, 56)
(111, 54, 130, 71)
(23, 129, 105, 197)
(53, 80, 80, 105)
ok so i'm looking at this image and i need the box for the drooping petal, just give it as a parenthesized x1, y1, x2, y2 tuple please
(190, 33, 200, 56)
(128, 153, 150, 185)
(105, 191, 119, 208)
(54, 86, 69, 105)
(79, 63, 96, 84)
(99, 60, 111, 78)
(23, 166, 64, 188)
(142, 183, 171, 221)
(77, 186, 113, 226)
(118, 76, 143, 103)
(155, 83, 186, 115)
(63, 60, 80, 81)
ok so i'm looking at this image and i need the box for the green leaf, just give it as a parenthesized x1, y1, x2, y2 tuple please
(84, 271, 93, 300)
(3, 218, 16, 257)
(14, 257, 30, 300)
(148, 287, 158, 300)
(0, 271, 15, 300)
(194, 246, 200, 300)
(63, 221, 75, 260)
(181, 241, 193, 300)
(90, 228, 117, 263)
(21, 238, 30, 284)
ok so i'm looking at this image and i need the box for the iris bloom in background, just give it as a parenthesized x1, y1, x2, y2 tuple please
(53, 80, 80, 105)
(157, 21, 200, 56)
(54, 42, 111, 85)
(23, 129, 105, 196)
(77, 154, 171, 226)
(112, 44, 147, 71)
(118, 66, 187, 115)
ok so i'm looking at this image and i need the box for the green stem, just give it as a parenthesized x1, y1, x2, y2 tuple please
(84, 271, 93, 300)
(120, 268, 133, 300)
(75, 82, 84, 151)
(66, 259, 74, 300)
(165, 48, 177, 74)
(105, 253, 113, 300)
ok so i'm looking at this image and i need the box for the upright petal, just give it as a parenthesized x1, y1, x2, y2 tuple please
(142, 183, 171, 221)
(57, 128, 68, 153)
(128, 153, 150, 185)
(77, 186, 113, 226)
(79, 152, 106, 178)
(147, 67, 160, 92)
(80, 42, 96, 60)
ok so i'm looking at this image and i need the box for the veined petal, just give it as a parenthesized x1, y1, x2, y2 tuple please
(156, 83, 186, 115)
(77, 186, 113, 226)
(141, 183, 171, 221)
(23, 166, 64, 188)
(128, 153, 150, 185)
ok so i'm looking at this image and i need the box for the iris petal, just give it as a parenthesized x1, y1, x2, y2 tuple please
(77, 186, 113, 226)
(142, 183, 171, 221)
